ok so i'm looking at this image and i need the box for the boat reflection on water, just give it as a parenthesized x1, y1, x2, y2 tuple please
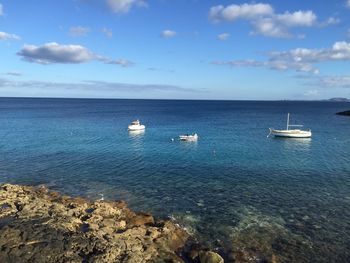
(128, 129, 145, 137)
(128, 129, 145, 152)
(179, 136, 199, 152)
(278, 137, 312, 151)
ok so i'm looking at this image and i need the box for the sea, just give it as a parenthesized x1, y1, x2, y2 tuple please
(0, 98, 349, 262)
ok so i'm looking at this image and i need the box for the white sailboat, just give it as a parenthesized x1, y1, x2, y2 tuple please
(268, 113, 312, 138)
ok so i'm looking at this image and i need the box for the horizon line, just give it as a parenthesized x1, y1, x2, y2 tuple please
(0, 96, 349, 102)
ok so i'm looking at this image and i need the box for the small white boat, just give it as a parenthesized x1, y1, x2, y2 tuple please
(179, 133, 198, 141)
(268, 113, 312, 138)
(128, 120, 145, 131)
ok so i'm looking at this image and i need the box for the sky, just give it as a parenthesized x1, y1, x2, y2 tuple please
(1, 0, 350, 100)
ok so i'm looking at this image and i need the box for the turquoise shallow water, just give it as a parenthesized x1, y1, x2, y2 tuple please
(0, 98, 350, 261)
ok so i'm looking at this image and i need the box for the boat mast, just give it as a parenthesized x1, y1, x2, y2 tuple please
(287, 113, 290, 130)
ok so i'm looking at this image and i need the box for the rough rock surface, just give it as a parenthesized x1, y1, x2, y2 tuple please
(0, 184, 189, 263)
(336, 110, 350, 116)
(198, 251, 224, 263)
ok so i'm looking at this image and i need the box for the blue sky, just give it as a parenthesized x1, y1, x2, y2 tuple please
(1, 0, 350, 100)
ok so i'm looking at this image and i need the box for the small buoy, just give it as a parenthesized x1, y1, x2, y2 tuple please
(171, 138, 175, 142)
(98, 194, 104, 201)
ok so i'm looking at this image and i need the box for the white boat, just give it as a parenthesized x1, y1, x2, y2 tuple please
(128, 120, 145, 131)
(268, 113, 312, 138)
(179, 133, 198, 141)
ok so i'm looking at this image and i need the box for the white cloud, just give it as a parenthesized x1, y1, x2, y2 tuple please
(101, 27, 113, 38)
(17, 42, 133, 67)
(209, 3, 336, 38)
(4, 71, 22, 76)
(212, 41, 350, 74)
(273, 41, 350, 62)
(252, 18, 291, 38)
(315, 75, 350, 88)
(106, 0, 146, 14)
(0, 31, 21, 41)
(69, 26, 90, 37)
(213, 60, 263, 67)
(276, 11, 316, 27)
(209, 3, 273, 22)
(214, 59, 318, 74)
(161, 30, 177, 38)
(303, 89, 319, 96)
(0, 4, 3, 16)
(218, 33, 230, 41)
(299, 74, 350, 89)
(17, 43, 96, 64)
(104, 58, 134, 67)
(319, 17, 340, 27)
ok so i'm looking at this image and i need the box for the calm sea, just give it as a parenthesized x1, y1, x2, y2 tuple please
(0, 98, 349, 262)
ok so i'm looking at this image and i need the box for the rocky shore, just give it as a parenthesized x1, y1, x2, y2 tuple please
(0, 184, 226, 263)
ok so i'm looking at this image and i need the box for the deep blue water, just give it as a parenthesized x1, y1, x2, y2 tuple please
(0, 98, 350, 262)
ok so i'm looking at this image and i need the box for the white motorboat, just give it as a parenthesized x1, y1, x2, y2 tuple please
(128, 120, 145, 131)
(268, 113, 312, 138)
(179, 133, 198, 141)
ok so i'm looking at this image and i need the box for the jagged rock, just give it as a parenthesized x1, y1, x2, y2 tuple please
(0, 184, 189, 263)
(230, 249, 267, 263)
(189, 248, 200, 260)
(199, 251, 224, 263)
(336, 110, 350, 116)
(128, 212, 155, 227)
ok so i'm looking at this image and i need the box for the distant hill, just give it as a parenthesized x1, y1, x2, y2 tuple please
(325, 98, 350, 102)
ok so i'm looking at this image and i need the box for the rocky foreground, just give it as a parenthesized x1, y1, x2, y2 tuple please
(0, 184, 225, 263)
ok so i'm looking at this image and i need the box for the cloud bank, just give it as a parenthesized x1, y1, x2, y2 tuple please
(209, 3, 338, 38)
(302, 75, 350, 89)
(17, 42, 134, 67)
(0, 78, 196, 97)
(213, 41, 350, 74)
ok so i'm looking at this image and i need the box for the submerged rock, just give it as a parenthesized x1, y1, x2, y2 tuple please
(199, 251, 224, 263)
(0, 183, 189, 262)
(227, 206, 313, 263)
(336, 110, 350, 116)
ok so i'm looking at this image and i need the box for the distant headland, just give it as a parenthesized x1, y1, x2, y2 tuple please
(324, 97, 350, 102)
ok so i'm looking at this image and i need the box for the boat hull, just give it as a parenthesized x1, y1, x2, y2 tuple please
(179, 134, 198, 141)
(128, 125, 145, 131)
(270, 129, 312, 138)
